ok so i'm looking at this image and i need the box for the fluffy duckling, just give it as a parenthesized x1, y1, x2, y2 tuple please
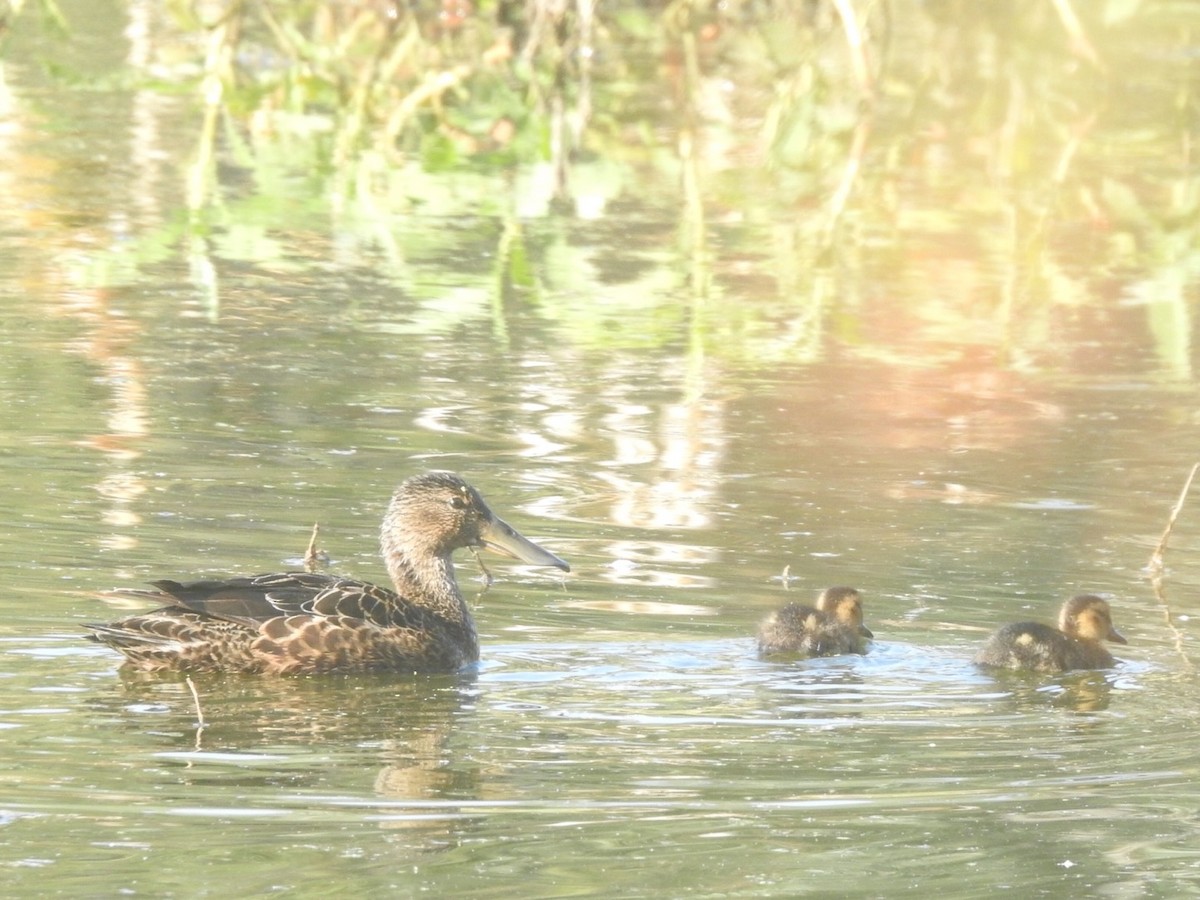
(756, 586, 873, 657)
(974, 594, 1127, 673)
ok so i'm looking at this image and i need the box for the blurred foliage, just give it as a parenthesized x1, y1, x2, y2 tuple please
(165, 0, 620, 184)
(2, 0, 1198, 373)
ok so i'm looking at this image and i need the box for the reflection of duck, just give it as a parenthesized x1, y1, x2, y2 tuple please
(756, 586, 873, 657)
(85, 472, 569, 674)
(974, 594, 1126, 673)
(99, 671, 484, 851)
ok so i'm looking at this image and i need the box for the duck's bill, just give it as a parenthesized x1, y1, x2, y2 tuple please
(1108, 626, 1128, 645)
(859, 625, 874, 639)
(480, 516, 570, 572)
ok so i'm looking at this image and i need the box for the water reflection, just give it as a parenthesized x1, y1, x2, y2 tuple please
(5, 1, 1200, 894)
(593, 385, 726, 532)
(92, 671, 487, 853)
(976, 669, 1120, 714)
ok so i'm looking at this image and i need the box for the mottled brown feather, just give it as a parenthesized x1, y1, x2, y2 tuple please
(85, 472, 569, 675)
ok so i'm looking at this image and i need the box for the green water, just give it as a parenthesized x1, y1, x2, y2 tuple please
(2, 1, 1200, 896)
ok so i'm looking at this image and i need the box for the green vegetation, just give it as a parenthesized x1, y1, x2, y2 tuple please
(4, 0, 1198, 370)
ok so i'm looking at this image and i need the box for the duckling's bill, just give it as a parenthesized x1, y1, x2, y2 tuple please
(479, 516, 570, 572)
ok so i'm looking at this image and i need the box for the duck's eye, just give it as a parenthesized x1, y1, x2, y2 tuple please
(449, 495, 469, 510)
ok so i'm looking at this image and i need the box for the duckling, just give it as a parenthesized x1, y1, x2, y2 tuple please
(756, 586, 873, 657)
(973, 594, 1127, 673)
(84, 471, 570, 675)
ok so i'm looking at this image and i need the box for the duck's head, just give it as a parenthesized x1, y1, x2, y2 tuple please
(817, 586, 873, 638)
(383, 471, 570, 571)
(1060, 594, 1126, 644)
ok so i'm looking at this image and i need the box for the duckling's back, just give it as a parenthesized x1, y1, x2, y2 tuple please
(974, 621, 1116, 673)
(757, 602, 868, 658)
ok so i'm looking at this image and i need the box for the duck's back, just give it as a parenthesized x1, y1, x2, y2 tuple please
(85, 573, 477, 674)
(974, 621, 1116, 673)
(757, 603, 865, 657)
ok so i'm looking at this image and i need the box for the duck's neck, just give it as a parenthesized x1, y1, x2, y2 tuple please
(382, 538, 474, 627)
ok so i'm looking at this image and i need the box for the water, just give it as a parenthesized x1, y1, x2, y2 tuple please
(8, 336, 1200, 895)
(4, 1, 1200, 896)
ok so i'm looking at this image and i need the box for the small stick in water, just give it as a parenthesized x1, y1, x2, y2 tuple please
(185, 675, 206, 732)
(1148, 463, 1198, 670)
(304, 523, 322, 573)
(1149, 462, 1199, 577)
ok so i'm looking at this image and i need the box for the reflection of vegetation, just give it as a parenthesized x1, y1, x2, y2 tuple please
(0, 0, 67, 36)
(7, 0, 1199, 371)
(173, 0, 611, 199)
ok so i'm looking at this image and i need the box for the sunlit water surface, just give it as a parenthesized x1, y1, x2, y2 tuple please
(6, 346, 1200, 896)
(4, 1, 1200, 897)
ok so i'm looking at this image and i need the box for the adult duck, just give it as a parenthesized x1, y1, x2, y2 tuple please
(85, 471, 569, 674)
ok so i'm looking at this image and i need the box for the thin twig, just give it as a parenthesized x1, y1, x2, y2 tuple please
(304, 523, 322, 573)
(1148, 463, 1198, 670)
(470, 547, 494, 589)
(185, 675, 206, 732)
(823, 114, 872, 245)
(829, 0, 874, 99)
(1148, 462, 1199, 576)
(1049, 0, 1104, 70)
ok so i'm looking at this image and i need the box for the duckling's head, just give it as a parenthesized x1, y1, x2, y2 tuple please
(816, 586, 873, 638)
(382, 472, 569, 570)
(1059, 594, 1126, 645)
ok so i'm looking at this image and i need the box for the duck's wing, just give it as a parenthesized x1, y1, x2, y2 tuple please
(125, 572, 406, 627)
(87, 574, 463, 673)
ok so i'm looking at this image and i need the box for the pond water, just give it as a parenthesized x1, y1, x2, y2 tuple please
(3, 1, 1200, 896)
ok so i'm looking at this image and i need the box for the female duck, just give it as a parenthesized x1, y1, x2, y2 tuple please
(974, 594, 1126, 673)
(757, 586, 873, 657)
(85, 471, 569, 674)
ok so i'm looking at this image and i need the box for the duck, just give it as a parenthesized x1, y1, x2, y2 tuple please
(973, 594, 1126, 673)
(84, 471, 570, 674)
(756, 586, 873, 657)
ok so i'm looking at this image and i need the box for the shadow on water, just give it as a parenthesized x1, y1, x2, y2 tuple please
(83, 669, 487, 852)
(92, 667, 475, 747)
(976, 668, 1123, 714)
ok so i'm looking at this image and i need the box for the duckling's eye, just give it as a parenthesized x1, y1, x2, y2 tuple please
(448, 495, 469, 511)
